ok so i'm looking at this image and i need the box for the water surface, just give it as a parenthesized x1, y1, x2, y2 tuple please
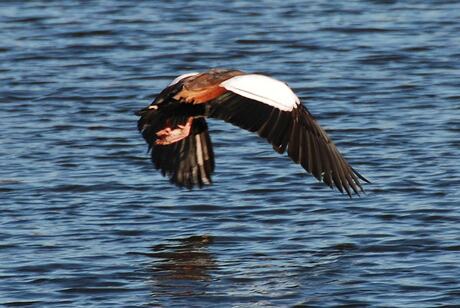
(1, 0, 460, 306)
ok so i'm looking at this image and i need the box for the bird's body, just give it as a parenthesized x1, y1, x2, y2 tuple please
(137, 68, 369, 196)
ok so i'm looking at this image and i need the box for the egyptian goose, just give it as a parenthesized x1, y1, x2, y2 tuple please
(137, 68, 369, 196)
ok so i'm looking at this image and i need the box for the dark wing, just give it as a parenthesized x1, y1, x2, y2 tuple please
(206, 92, 369, 196)
(142, 116, 215, 189)
(136, 83, 215, 188)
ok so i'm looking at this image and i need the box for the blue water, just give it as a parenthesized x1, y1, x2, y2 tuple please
(1, 1, 460, 307)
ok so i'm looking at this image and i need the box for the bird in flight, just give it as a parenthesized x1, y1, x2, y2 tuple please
(137, 68, 369, 196)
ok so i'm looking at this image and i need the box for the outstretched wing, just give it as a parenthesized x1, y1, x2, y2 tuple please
(206, 74, 369, 196)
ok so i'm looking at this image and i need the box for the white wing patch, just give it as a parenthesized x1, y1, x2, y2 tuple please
(168, 72, 200, 86)
(220, 74, 300, 111)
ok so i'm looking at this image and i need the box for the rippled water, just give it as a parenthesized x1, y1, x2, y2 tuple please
(1, 0, 460, 306)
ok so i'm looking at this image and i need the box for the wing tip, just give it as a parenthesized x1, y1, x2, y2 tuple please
(351, 167, 371, 184)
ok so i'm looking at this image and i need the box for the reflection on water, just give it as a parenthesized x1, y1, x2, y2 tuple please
(148, 235, 216, 298)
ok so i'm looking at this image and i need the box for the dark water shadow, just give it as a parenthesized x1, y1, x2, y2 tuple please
(146, 235, 217, 299)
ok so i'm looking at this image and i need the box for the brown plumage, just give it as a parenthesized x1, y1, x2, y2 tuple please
(137, 68, 370, 196)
